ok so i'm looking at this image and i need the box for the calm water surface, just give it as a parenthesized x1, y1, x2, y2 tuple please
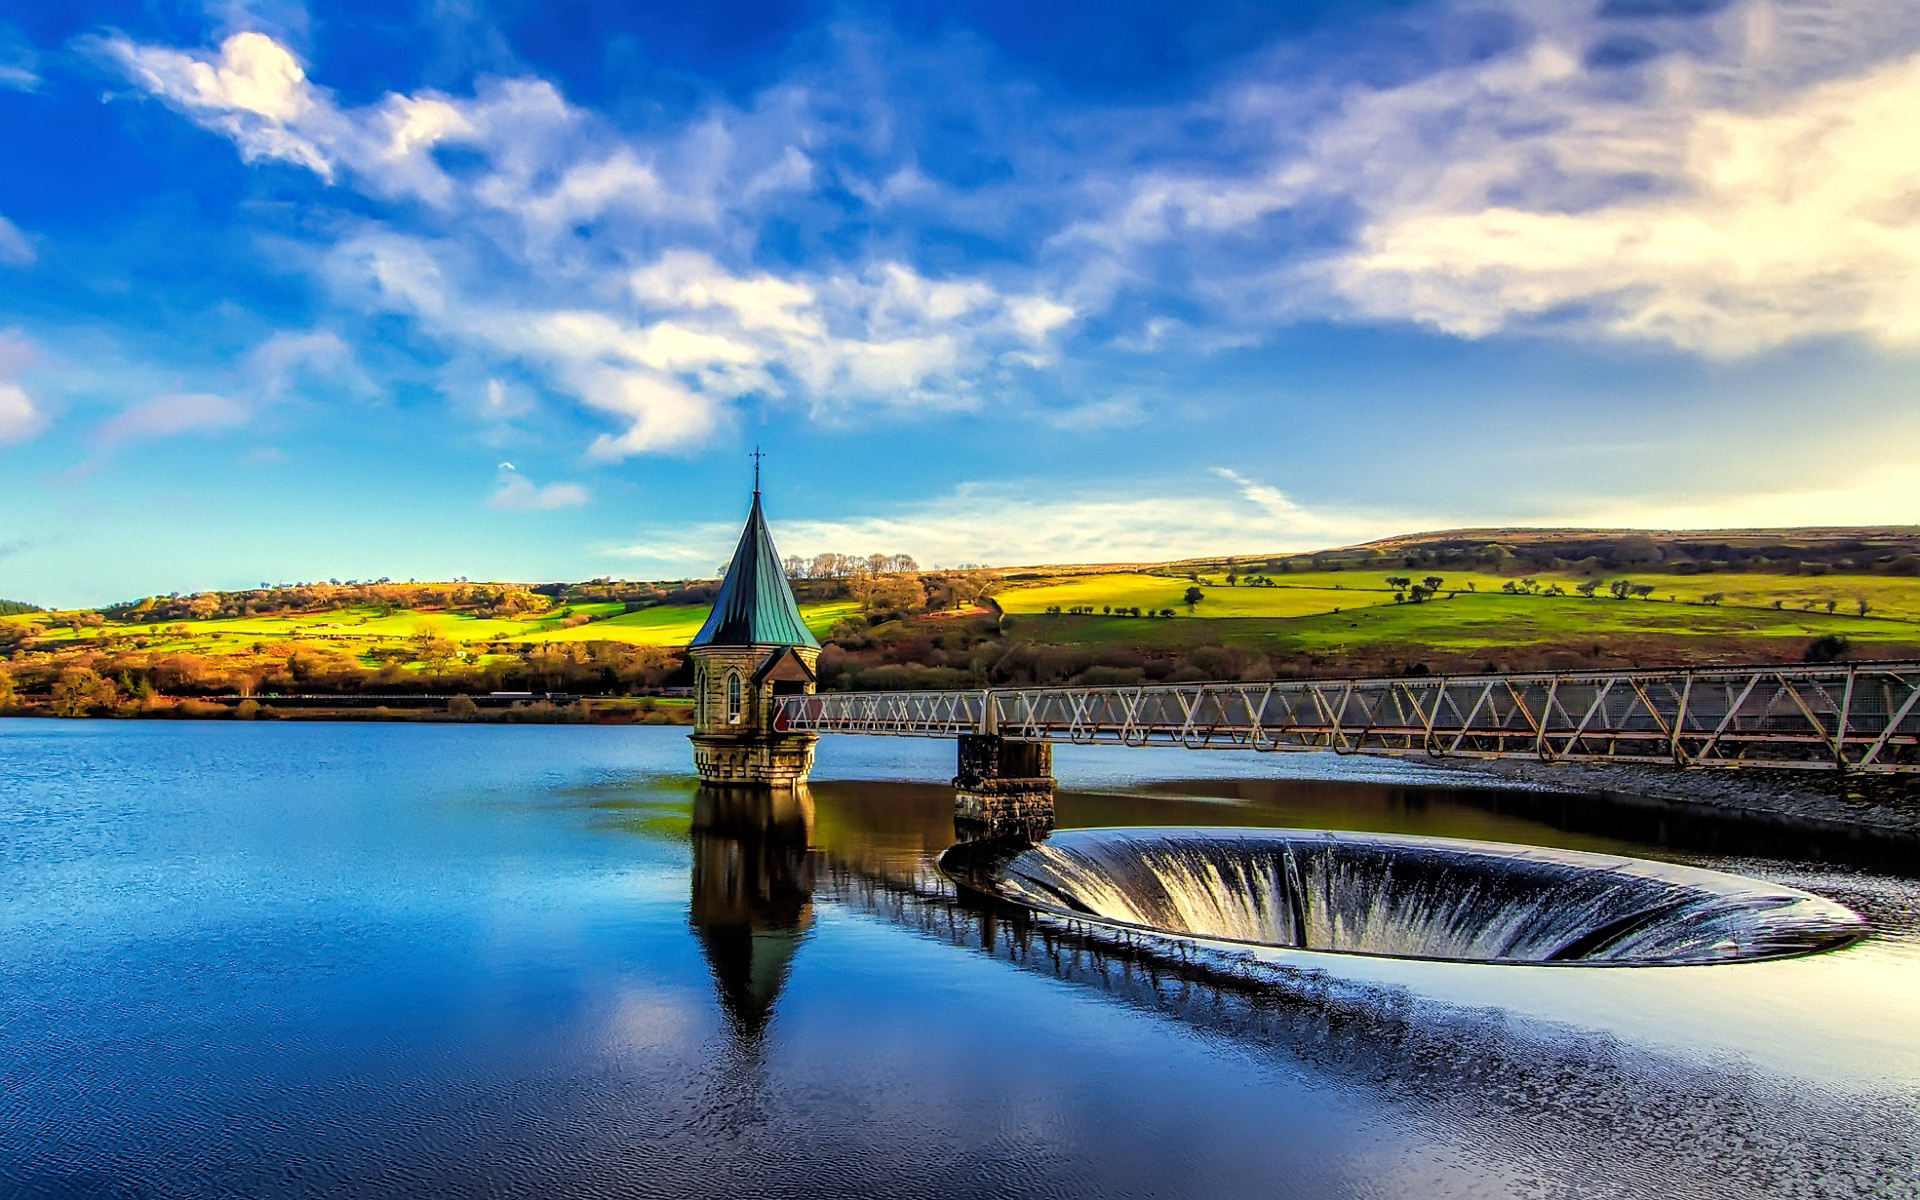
(2, 720, 1917, 1198)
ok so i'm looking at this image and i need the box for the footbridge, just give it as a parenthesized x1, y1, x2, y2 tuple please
(776, 661, 1920, 775)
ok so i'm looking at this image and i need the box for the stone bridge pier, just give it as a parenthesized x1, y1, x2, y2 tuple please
(954, 734, 1056, 836)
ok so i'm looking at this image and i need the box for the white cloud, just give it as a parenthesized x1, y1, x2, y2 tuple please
(108, 31, 336, 177)
(0, 328, 44, 443)
(246, 328, 360, 398)
(0, 214, 33, 266)
(0, 382, 43, 444)
(605, 472, 1412, 575)
(1322, 43, 1920, 355)
(1066, 1, 1920, 356)
(94, 391, 249, 445)
(489, 471, 590, 511)
(0, 21, 40, 92)
(107, 31, 1082, 457)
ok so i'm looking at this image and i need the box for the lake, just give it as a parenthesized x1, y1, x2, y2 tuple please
(1, 719, 1916, 1198)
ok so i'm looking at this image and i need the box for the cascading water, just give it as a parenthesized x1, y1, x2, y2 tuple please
(939, 829, 1866, 965)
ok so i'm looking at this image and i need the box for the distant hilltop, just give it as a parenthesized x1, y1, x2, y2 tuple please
(1133, 526, 1920, 582)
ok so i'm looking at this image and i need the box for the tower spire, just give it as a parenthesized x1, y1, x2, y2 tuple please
(751, 445, 765, 495)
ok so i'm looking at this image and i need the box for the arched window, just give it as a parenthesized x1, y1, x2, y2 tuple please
(694, 664, 707, 724)
(726, 671, 743, 723)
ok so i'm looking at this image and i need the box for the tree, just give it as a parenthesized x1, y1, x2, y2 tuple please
(1824, 599, 1837, 614)
(1804, 634, 1851, 664)
(947, 569, 996, 609)
(1857, 598, 1872, 617)
(1384, 576, 1411, 590)
(1422, 575, 1444, 592)
(51, 667, 118, 717)
(1183, 586, 1204, 611)
(0, 666, 15, 710)
(870, 573, 925, 615)
(448, 694, 479, 720)
(1702, 592, 1724, 605)
(417, 637, 459, 671)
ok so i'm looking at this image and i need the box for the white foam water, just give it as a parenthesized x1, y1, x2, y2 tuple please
(948, 829, 1867, 965)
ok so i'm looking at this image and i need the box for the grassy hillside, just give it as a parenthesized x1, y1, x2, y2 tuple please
(8, 600, 860, 659)
(5, 524, 1920, 716)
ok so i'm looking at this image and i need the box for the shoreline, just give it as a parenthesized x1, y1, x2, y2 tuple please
(1412, 753, 1920, 842)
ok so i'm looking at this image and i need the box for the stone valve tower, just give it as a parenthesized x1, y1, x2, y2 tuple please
(687, 473, 821, 789)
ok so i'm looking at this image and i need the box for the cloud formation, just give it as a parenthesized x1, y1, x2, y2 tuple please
(1321, 41, 1920, 354)
(110, 31, 1078, 458)
(93, 391, 249, 446)
(490, 468, 590, 511)
(95, 3, 1920, 476)
(0, 329, 44, 444)
(0, 214, 33, 266)
(0, 383, 41, 444)
(1073, 1, 1920, 355)
(610, 471, 1412, 574)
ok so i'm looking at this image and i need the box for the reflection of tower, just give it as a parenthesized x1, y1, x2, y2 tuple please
(688, 785, 815, 1040)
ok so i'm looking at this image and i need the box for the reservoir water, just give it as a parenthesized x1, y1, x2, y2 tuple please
(2, 719, 1916, 1198)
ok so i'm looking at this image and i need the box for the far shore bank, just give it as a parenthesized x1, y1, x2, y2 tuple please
(1416, 754, 1920, 846)
(0, 695, 695, 726)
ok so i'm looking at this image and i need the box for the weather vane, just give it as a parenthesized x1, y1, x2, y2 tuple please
(751, 445, 765, 493)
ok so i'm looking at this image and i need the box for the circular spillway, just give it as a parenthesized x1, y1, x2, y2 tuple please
(939, 828, 1866, 966)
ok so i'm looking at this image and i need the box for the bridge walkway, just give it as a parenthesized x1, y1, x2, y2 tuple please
(776, 661, 1920, 772)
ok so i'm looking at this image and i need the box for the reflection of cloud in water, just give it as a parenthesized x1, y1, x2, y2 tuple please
(609, 985, 709, 1051)
(815, 854, 1920, 1199)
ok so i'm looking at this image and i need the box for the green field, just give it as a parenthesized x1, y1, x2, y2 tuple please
(992, 570, 1920, 673)
(6, 600, 862, 663)
(1002, 591, 1914, 659)
(998, 568, 1920, 625)
(997, 573, 1362, 617)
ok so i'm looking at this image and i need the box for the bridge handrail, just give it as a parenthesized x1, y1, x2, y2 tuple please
(775, 661, 1920, 772)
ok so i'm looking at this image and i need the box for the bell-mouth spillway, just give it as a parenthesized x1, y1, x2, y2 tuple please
(939, 828, 1867, 966)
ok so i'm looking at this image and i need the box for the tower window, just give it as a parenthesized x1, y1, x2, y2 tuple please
(726, 671, 743, 723)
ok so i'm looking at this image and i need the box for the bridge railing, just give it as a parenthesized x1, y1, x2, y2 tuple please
(775, 662, 1920, 772)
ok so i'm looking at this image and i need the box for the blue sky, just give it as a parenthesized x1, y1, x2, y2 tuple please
(2, 0, 1917, 606)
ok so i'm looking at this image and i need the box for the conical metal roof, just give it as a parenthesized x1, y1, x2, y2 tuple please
(691, 493, 820, 649)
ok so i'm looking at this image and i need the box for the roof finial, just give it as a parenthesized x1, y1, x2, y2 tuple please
(751, 445, 765, 495)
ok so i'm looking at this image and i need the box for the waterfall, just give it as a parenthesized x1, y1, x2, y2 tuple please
(942, 829, 1865, 965)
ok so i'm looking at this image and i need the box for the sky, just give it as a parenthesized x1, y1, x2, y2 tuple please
(2, 0, 1917, 606)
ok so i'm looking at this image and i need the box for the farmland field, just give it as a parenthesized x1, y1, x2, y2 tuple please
(4, 600, 861, 663)
(997, 568, 1920, 633)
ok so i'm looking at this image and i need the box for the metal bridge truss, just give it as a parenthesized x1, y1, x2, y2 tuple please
(776, 662, 1920, 772)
